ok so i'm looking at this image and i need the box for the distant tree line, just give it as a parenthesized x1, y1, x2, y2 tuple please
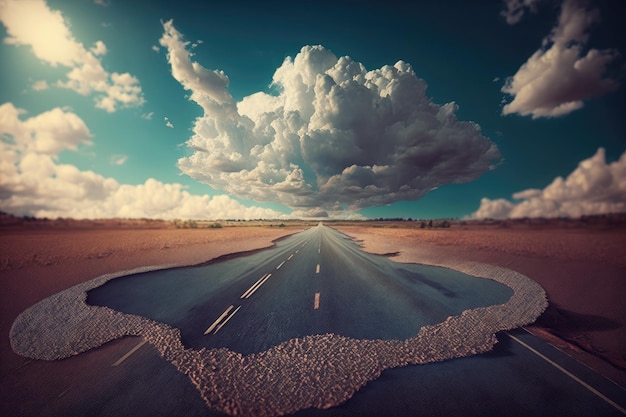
(370, 217, 452, 228)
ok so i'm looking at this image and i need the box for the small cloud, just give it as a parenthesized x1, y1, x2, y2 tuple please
(492, 76, 500, 83)
(501, 0, 542, 25)
(109, 154, 128, 166)
(93, 0, 110, 7)
(164, 116, 173, 128)
(0, 102, 92, 155)
(141, 111, 154, 120)
(502, 0, 620, 118)
(101, 22, 112, 28)
(90, 40, 107, 56)
(32, 80, 49, 91)
(472, 148, 626, 219)
(151, 45, 160, 53)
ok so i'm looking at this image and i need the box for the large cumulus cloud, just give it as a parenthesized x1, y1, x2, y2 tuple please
(160, 21, 501, 217)
(472, 148, 626, 219)
(0, 103, 284, 220)
(501, 0, 620, 118)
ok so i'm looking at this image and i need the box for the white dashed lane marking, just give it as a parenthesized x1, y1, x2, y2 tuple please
(214, 306, 241, 334)
(241, 274, 272, 299)
(204, 306, 234, 335)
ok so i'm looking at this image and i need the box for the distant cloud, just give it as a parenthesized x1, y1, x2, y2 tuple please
(93, 0, 110, 6)
(472, 148, 626, 219)
(31, 80, 49, 91)
(141, 111, 154, 120)
(0, 102, 92, 155)
(500, 0, 542, 25)
(0, 103, 285, 220)
(0, 0, 144, 112)
(160, 20, 501, 217)
(109, 154, 128, 166)
(151, 45, 160, 53)
(164, 116, 173, 128)
(90, 40, 107, 56)
(501, 0, 620, 118)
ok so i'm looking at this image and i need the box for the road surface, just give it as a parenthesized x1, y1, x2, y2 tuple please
(5, 224, 625, 416)
(88, 223, 512, 355)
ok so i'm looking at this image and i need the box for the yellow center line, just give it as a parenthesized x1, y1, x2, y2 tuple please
(112, 339, 147, 367)
(314, 292, 320, 309)
(507, 332, 626, 415)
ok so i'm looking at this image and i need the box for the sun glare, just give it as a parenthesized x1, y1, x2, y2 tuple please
(1, 0, 81, 66)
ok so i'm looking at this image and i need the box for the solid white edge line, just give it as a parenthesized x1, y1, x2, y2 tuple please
(314, 292, 320, 309)
(214, 306, 242, 334)
(204, 305, 234, 335)
(276, 260, 286, 270)
(112, 339, 147, 367)
(245, 273, 272, 299)
(57, 387, 72, 398)
(507, 332, 626, 415)
(241, 274, 269, 299)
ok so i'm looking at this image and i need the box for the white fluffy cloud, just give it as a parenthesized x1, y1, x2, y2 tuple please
(0, 0, 144, 112)
(31, 80, 49, 91)
(472, 148, 626, 219)
(501, 0, 620, 118)
(0, 103, 285, 220)
(160, 21, 501, 217)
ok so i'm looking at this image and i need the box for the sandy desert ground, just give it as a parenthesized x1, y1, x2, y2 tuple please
(1, 216, 624, 398)
(0, 221, 305, 381)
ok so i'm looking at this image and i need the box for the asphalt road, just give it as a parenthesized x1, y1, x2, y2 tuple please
(5, 224, 626, 416)
(88, 223, 512, 356)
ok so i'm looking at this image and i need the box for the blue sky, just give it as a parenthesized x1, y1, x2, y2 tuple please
(1, 0, 624, 220)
